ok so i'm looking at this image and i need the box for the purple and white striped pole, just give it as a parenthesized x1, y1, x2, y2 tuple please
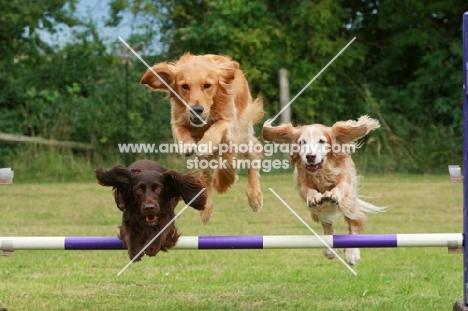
(0, 234, 462, 251)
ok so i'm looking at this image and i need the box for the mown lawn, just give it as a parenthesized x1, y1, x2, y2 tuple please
(0, 173, 464, 310)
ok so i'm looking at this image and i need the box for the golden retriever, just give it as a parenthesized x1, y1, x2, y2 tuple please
(140, 53, 264, 224)
(262, 115, 385, 265)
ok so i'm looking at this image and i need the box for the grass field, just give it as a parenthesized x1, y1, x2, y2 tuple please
(0, 173, 464, 310)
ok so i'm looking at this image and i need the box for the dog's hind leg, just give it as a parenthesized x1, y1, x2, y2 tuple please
(199, 169, 214, 224)
(246, 167, 263, 212)
(321, 221, 338, 260)
(344, 212, 366, 265)
(212, 152, 238, 194)
(245, 137, 263, 212)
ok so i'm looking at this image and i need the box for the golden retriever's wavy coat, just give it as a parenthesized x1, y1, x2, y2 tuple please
(262, 115, 385, 265)
(141, 53, 264, 224)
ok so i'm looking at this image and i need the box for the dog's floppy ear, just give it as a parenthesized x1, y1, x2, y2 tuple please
(331, 115, 380, 144)
(218, 61, 239, 83)
(95, 165, 131, 188)
(95, 165, 132, 195)
(262, 119, 297, 143)
(163, 170, 207, 210)
(140, 63, 175, 91)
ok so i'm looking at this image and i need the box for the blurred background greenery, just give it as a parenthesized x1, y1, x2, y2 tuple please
(1, 0, 467, 182)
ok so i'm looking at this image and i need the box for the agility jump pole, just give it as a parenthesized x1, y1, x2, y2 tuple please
(0, 234, 463, 251)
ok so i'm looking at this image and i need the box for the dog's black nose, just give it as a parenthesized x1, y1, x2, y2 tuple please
(306, 154, 316, 162)
(144, 205, 155, 211)
(191, 105, 204, 115)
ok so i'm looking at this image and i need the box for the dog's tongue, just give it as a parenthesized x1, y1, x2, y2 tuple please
(146, 216, 158, 223)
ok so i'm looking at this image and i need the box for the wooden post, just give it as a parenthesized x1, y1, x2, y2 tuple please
(279, 68, 290, 124)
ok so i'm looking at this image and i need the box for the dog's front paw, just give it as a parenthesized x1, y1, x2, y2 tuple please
(323, 188, 342, 205)
(145, 244, 160, 257)
(128, 249, 144, 262)
(196, 140, 218, 157)
(344, 248, 361, 265)
(180, 143, 197, 157)
(307, 193, 323, 208)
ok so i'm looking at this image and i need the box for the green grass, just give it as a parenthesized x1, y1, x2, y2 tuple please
(0, 173, 464, 310)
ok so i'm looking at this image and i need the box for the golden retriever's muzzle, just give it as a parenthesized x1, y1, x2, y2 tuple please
(190, 105, 206, 127)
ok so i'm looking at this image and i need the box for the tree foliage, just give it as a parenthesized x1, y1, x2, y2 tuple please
(108, 0, 468, 172)
(1, 0, 467, 181)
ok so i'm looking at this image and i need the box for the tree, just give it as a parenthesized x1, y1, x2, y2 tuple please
(341, 0, 468, 171)
(2, 0, 467, 177)
(107, 0, 468, 172)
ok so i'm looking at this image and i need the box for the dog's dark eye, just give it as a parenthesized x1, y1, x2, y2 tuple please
(181, 84, 189, 90)
(135, 189, 143, 195)
(318, 139, 326, 144)
(299, 140, 306, 145)
(203, 84, 211, 89)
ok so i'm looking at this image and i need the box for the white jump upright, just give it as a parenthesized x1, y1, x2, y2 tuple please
(0, 167, 13, 185)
